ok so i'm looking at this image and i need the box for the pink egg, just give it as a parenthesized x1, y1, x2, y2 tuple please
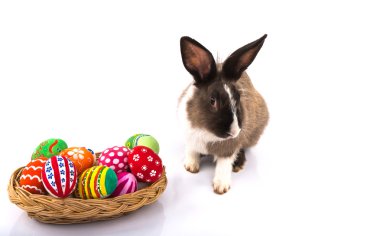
(98, 146, 130, 173)
(111, 172, 137, 197)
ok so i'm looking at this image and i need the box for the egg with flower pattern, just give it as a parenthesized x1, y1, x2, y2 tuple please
(60, 147, 95, 175)
(127, 146, 163, 183)
(41, 155, 77, 198)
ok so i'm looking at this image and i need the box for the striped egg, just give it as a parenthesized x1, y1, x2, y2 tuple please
(19, 157, 48, 194)
(76, 166, 117, 199)
(111, 172, 138, 197)
(125, 134, 160, 154)
(41, 156, 77, 198)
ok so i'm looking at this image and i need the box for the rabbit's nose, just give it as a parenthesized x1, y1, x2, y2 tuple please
(227, 129, 241, 139)
(228, 116, 241, 138)
(228, 114, 241, 138)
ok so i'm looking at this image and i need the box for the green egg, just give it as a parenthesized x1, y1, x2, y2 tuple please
(125, 134, 140, 150)
(76, 166, 117, 199)
(31, 138, 68, 160)
(125, 134, 160, 154)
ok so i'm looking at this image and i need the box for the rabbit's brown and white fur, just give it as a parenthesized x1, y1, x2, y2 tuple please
(178, 35, 269, 194)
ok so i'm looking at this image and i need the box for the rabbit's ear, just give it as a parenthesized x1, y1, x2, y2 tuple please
(223, 34, 267, 81)
(180, 36, 216, 85)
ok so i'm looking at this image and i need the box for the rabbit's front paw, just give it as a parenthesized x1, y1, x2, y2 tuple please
(184, 161, 200, 173)
(213, 177, 231, 194)
(184, 151, 200, 173)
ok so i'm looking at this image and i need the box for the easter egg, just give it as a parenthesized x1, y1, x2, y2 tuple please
(86, 148, 97, 160)
(111, 172, 138, 197)
(125, 134, 160, 154)
(125, 134, 139, 149)
(60, 147, 96, 175)
(98, 146, 130, 173)
(76, 166, 118, 199)
(41, 156, 77, 198)
(31, 138, 68, 160)
(19, 157, 48, 194)
(127, 146, 163, 183)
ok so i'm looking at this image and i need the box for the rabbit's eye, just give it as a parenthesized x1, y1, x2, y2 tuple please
(210, 97, 218, 111)
(210, 97, 216, 106)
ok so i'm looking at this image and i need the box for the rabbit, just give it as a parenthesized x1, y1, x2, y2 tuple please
(178, 34, 269, 194)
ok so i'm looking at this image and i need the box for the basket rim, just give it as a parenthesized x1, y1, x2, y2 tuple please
(9, 165, 167, 201)
(8, 163, 167, 224)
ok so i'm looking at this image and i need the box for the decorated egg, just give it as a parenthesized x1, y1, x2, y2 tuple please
(31, 138, 68, 160)
(111, 172, 138, 197)
(125, 134, 160, 154)
(86, 148, 97, 160)
(41, 155, 77, 198)
(76, 166, 118, 199)
(98, 146, 129, 173)
(127, 146, 163, 183)
(19, 157, 48, 194)
(60, 147, 95, 174)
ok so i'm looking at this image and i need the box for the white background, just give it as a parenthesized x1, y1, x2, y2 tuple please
(1, 1, 380, 235)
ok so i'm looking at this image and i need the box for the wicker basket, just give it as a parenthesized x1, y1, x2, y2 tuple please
(8, 158, 167, 224)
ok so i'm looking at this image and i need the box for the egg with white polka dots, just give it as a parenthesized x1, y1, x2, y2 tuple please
(98, 146, 130, 173)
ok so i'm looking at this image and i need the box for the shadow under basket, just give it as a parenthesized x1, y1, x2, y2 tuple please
(8, 163, 167, 224)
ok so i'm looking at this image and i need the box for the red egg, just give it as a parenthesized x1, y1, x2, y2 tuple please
(41, 155, 77, 198)
(127, 146, 163, 183)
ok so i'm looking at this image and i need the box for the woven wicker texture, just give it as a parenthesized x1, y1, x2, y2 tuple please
(8, 163, 167, 224)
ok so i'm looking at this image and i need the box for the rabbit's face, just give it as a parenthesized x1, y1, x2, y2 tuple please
(189, 79, 242, 139)
(181, 35, 266, 140)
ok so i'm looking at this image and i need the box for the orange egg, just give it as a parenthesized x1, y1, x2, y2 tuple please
(60, 147, 95, 174)
(20, 157, 48, 194)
